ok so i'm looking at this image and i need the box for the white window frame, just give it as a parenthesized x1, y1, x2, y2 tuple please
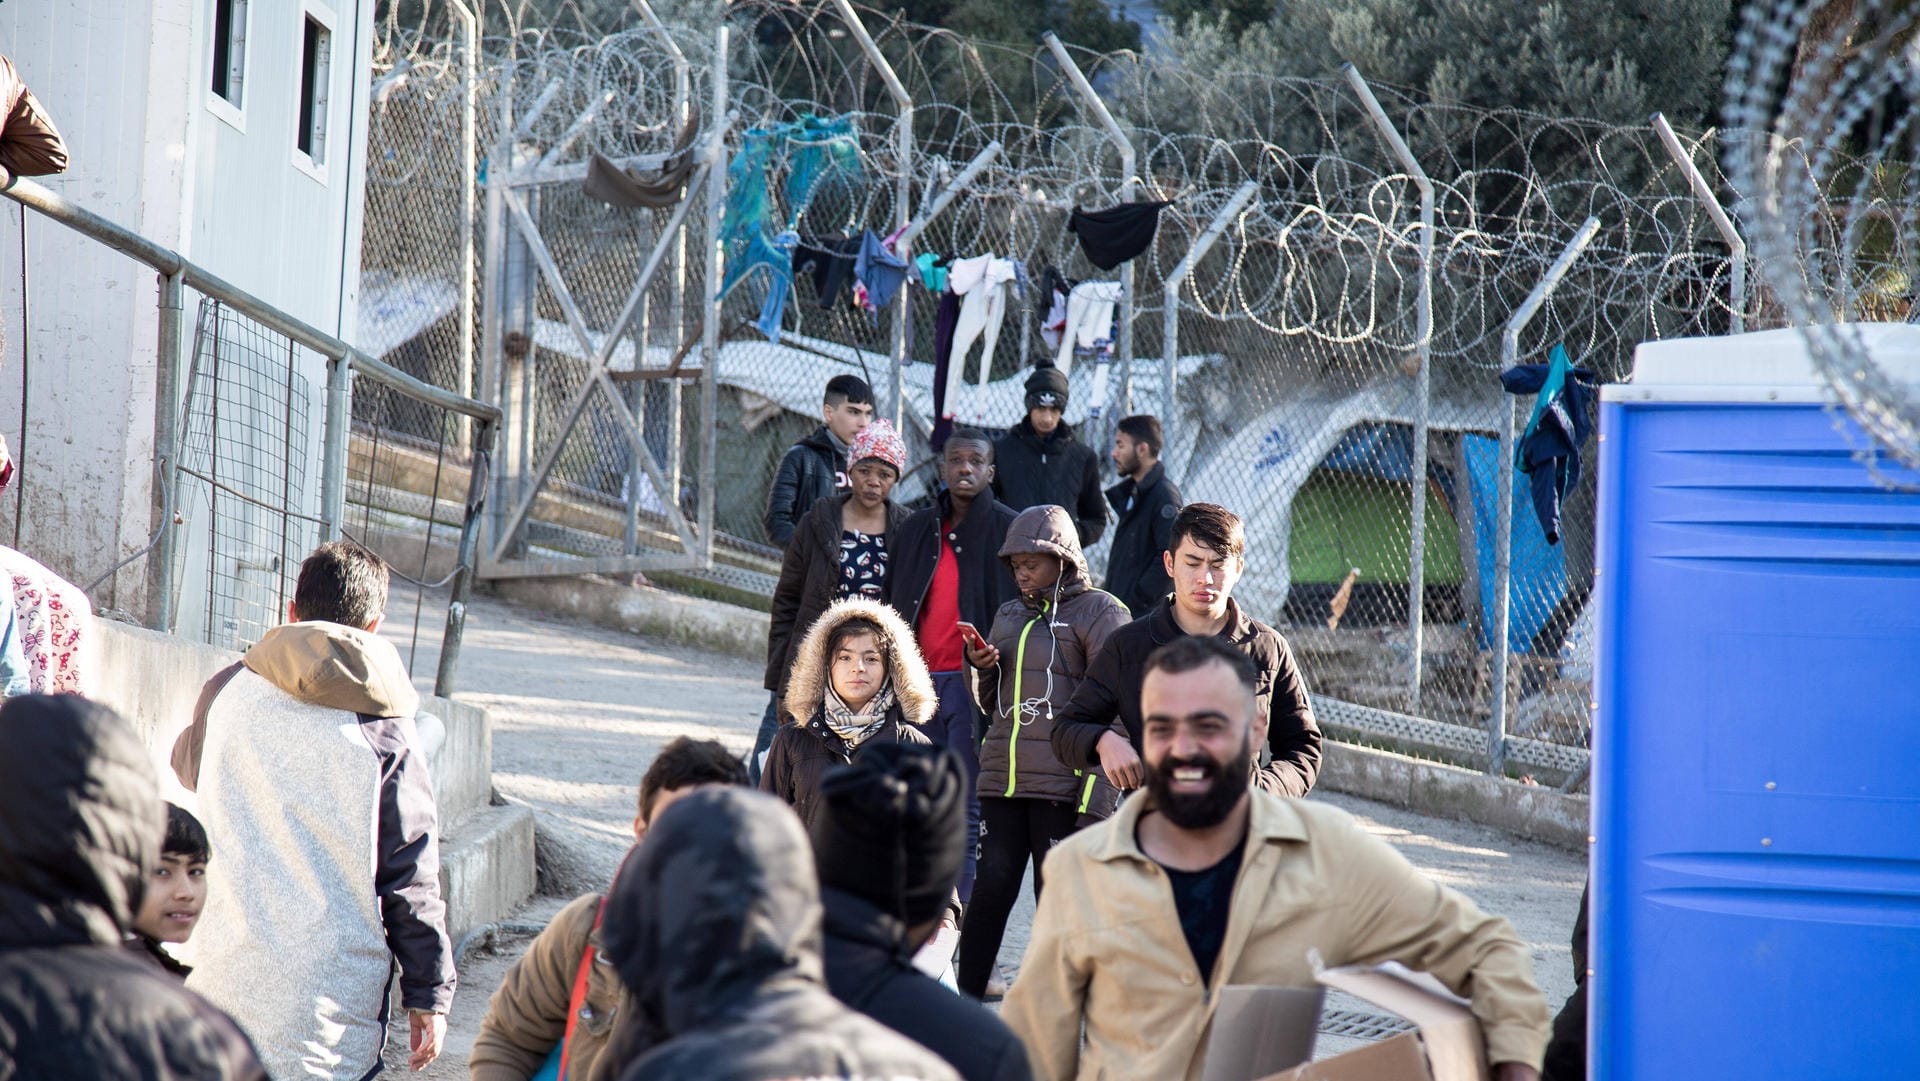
(290, 1, 337, 184)
(206, 0, 252, 133)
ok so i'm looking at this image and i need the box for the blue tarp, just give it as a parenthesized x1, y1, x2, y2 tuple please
(1464, 433, 1568, 653)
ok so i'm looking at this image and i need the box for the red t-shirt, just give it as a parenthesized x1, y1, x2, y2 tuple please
(917, 524, 965, 673)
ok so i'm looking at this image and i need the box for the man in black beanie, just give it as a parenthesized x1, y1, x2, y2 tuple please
(810, 743, 1034, 1081)
(992, 364, 1108, 547)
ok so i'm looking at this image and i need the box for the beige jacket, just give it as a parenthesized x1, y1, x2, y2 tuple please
(1001, 789, 1551, 1081)
(470, 891, 628, 1081)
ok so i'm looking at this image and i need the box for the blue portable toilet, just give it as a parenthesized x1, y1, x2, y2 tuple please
(1591, 326, 1920, 1078)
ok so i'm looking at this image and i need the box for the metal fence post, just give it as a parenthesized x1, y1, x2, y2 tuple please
(1345, 63, 1435, 713)
(1651, 113, 1746, 334)
(831, 0, 913, 429)
(321, 354, 350, 539)
(148, 269, 186, 631)
(435, 415, 493, 697)
(1161, 181, 1257, 480)
(698, 26, 729, 566)
(1493, 215, 1601, 775)
(1043, 32, 1135, 419)
(449, 0, 478, 449)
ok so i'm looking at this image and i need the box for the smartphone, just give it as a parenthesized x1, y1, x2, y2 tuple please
(957, 621, 988, 651)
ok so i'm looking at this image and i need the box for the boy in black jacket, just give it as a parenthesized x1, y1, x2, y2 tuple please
(885, 429, 1018, 902)
(1048, 502, 1323, 798)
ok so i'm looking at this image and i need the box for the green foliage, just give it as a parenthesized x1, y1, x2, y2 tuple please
(1157, 0, 1276, 39)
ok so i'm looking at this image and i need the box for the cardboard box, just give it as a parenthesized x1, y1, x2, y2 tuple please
(1202, 963, 1490, 1081)
(1260, 963, 1490, 1081)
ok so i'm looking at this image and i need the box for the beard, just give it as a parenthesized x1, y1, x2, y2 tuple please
(1114, 449, 1139, 476)
(1145, 739, 1253, 830)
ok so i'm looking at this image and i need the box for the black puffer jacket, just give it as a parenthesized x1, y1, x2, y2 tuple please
(765, 492, 909, 693)
(0, 695, 266, 1081)
(887, 489, 1020, 635)
(765, 427, 847, 548)
(1048, 598, 1323, 798)
(763, 597, 937, 831)
(992, 419, 1107, 546)
(599, 787, 961, 1081)
(971, 505, 1130, 813)
(819, 887, 1032, 1081)
(1103, 461, 1183, 616)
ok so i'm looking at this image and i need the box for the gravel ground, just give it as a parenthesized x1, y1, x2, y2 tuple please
(383, 587, 1586, 1075)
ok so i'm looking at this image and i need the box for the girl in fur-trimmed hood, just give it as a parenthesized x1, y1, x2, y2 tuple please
(760, 597, 936, 831)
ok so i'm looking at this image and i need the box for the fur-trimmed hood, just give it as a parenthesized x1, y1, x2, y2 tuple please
(782, 597, 935, 728)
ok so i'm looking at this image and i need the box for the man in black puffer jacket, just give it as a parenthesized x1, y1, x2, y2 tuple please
(991, 365, 1107, 547)
(810, 743, 1032, 1081)
(0, 694, 266, 1080)
(597, 787, 960, 1081)
(764, 374, 874, 548)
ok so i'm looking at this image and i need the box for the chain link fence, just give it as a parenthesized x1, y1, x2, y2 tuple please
(361, 0, 1920, 775)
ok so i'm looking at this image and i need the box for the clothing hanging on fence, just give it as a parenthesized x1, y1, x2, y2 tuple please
(947, 255, 1018, 399)
(855, 229, 909, 316)
(720, 127, 791, 299)
(915, 252, 950, 294)
(1055, 280, 1122, 376)
(794, 234, 861, 309)
(581, 108, 703, 209)
(1499, 343, 1597, 546)
(784, 114, 865, 224)
(1068, 201, 1172, 270)
(929, 291, 963, 450)
(755, 231, 801, 342)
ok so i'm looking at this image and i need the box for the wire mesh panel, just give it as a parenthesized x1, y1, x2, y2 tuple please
(365, 1, 1903, 769)
(174, 299, 321, 652)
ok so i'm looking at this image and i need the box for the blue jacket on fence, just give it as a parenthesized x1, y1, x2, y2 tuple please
(1499, 344, 1596, 545)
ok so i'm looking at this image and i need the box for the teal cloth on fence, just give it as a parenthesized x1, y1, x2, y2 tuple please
(1514, 343, 1573, 469)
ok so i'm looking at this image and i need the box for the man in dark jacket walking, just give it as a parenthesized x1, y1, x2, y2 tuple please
(1049, 502, 1323, 798)
(1104, 414, 1182, 616)
(810, 743, 1033, 1081)
(886, 428, 1019, 902)
(764, 374, 874, 549)
(992, 364, 1107, 547)
(0, 694, 266, 1080)
(597, 786, 961, 1081)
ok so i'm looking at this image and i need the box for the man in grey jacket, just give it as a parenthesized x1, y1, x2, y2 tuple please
(174, 541, 455, 1079)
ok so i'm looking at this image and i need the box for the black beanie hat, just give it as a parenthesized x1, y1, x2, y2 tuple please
(808, 742, 967, 927)
(1025, 364, 1071, 412)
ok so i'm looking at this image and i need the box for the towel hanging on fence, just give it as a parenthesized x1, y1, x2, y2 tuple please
(1055, 280, 1122, 376)
(1068, 200, 1171, 270)
(581, 108, 703, 209)
(1499, 343, 1597, 545)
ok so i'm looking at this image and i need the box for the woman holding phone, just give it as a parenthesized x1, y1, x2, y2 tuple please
(957, 503, 1131, 1001)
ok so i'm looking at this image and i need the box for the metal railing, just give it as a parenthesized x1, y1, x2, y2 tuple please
(0, 173, 501, 697)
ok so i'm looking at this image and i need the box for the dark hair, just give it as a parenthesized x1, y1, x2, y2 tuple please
(293, 541, 390, 627)
(824, 374, 874, 407)
(828, 617, 890, 658)
(1167, 502, 1245, 558)
(944, 427, 993, 461)
(1116, 415, 1164, 456)
(1142, 635, 1259, 697)
(163, 802, 211, 862)
(638, 737, 749, 823)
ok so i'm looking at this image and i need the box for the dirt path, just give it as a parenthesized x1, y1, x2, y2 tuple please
(390, 587, 1585, 1075)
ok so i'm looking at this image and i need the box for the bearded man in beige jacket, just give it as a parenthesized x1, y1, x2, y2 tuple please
(1001, 635, 1551, 1081)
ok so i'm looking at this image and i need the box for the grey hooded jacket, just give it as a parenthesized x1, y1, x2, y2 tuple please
(970, 505, 1132, 812)
(598, 787, 961, 1081)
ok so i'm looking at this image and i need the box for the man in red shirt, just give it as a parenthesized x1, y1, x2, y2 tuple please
(886, 430, 1018, 902)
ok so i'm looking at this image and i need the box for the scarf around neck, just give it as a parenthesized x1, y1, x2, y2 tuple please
(823, 677, 897, 747)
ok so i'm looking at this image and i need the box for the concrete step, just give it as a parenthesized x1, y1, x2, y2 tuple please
(439, 799, 538, 947)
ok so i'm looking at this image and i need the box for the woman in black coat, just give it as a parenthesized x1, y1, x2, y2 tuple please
(763, 421, 910, 711)
(760, 597, 935, 831)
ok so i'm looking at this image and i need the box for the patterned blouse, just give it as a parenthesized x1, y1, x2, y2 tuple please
(838, 529, 888, 600)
